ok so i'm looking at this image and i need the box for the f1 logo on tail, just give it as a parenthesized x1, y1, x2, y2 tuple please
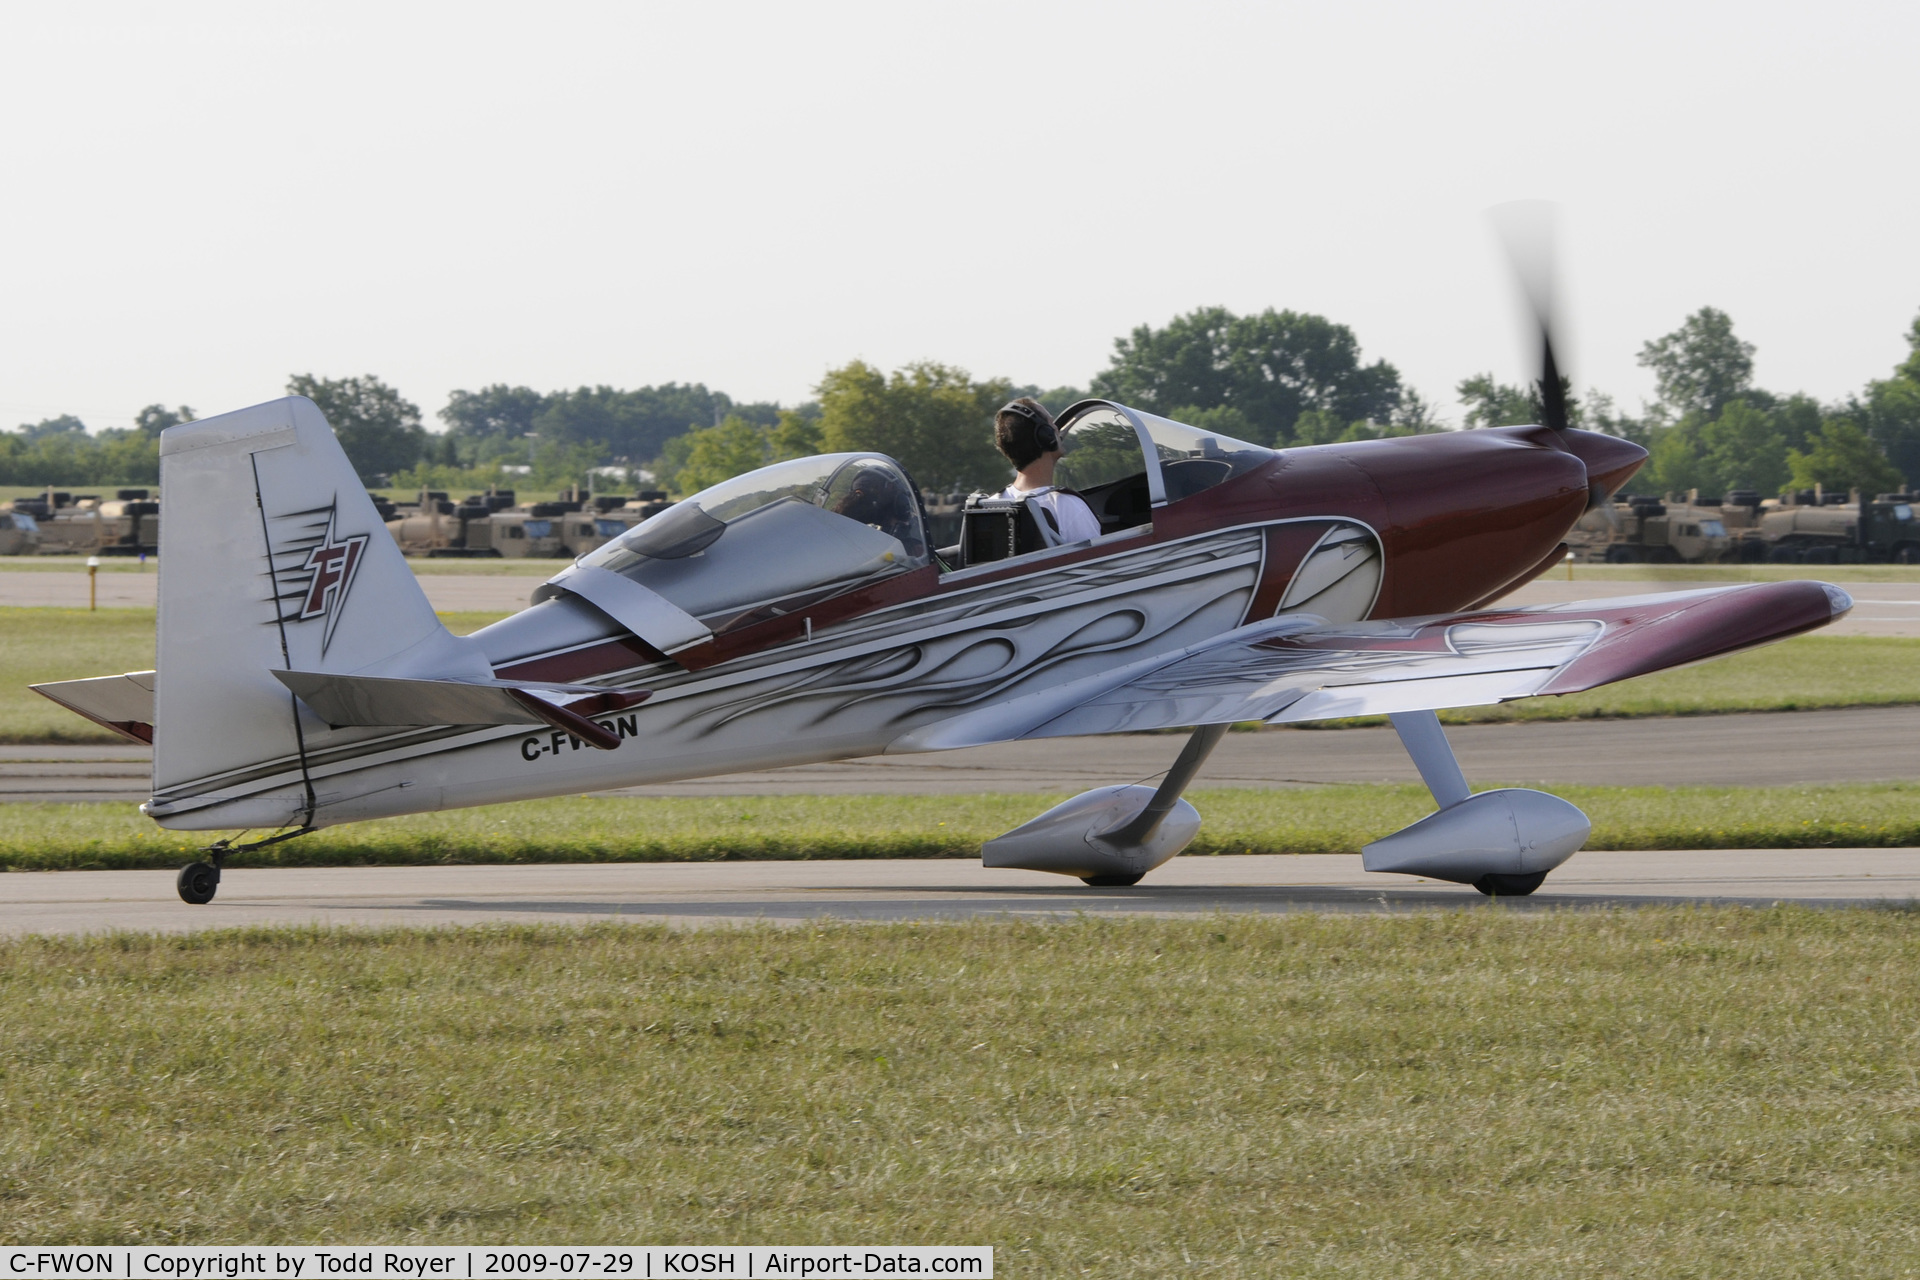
(298, 507, 368, 653)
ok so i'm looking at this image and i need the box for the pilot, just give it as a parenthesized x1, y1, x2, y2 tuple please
(994, 398, 1102, 546)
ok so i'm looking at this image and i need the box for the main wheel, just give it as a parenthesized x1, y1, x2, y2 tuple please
(1472, 871, 1547, 897)
(1081, 873, 1144, 887)
(177, 861, 219, 905)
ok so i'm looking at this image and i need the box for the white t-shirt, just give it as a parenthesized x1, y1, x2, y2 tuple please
(999, 484, 1102, 546)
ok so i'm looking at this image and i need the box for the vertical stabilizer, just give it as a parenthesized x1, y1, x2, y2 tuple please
(152, 397, 490, 828)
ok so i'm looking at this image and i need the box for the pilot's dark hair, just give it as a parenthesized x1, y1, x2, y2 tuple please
(994, 397, 1058, 471)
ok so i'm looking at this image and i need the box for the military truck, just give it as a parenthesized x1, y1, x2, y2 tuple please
(0, 510, 39, 555)
(1751, 491, 1920, 563)
(385, 491, 644, 559)
(384, 490, 517, 557)
(28, 489, 160, 556)
(1567, 495, 1733, 563)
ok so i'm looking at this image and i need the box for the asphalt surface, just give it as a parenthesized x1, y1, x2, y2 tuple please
(8, 851, 1919, 936)
(6, 706, 1916, 803)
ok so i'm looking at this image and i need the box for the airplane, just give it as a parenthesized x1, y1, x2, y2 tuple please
(31, 225, 1851, 906)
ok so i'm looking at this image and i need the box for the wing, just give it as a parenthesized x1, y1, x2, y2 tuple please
(1034, 580, 1850, 738)
(895, 580, 1850, 751)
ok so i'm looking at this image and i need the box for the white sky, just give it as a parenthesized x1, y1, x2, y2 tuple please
(1, 0, 1915, 433)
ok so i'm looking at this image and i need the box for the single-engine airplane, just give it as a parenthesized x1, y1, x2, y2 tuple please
(33, 220, 1851, 905)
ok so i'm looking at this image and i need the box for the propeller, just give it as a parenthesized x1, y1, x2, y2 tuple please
(1487, 200, 1571, 434)
(1486, 200, 1644, 510)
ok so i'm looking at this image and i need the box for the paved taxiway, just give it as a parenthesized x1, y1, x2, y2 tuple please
(7, 851, 1918, 936)
(7, 706, 1917, 803)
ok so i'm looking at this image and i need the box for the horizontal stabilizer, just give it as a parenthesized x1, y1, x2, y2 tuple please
(31, 670, 157, 744)
(272, 670, 650, 750)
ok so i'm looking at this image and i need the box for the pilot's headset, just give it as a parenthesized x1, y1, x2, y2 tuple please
(999, 399, 1059, 453)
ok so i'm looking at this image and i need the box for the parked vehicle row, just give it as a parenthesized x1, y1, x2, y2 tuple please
(4, 488, 158, 556)
(380, 488, 676, 558)
(1567, 488, 1920, 564)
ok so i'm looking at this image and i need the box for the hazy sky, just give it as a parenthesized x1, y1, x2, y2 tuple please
(2, 0, 1915, 433)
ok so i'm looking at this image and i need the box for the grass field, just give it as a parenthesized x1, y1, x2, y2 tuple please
(7, 783, 1920, 871)
(4, 911, 1918, 1273)
(4, 608, 1920, 743)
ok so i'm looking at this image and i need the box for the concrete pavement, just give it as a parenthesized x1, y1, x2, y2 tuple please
(7, 850, 1918, 936)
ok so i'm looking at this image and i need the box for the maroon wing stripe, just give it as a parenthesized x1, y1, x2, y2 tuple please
(1539, 580, 1844, 696)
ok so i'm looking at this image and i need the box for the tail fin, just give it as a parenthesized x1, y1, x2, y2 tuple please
(150, 397, 491, 828)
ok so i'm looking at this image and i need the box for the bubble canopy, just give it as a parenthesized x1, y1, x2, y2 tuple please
(573, 454, 929, 624)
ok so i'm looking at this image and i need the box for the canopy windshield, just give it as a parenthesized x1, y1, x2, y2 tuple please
(1054, 401, 1275, 513)
(575, 454, 928, 625)
(1131, 409, 1275, 501)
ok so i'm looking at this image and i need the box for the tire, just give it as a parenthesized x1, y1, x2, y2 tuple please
(1897, 544, 1920, 565)
(1604, 546, 1635, 564)
(1471, 871, 1548, 897)
(1081, 874, 1144, 887)
(176, 861, 219, 905)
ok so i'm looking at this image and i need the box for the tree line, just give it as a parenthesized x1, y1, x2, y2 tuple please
(7, 306, 1919, 503)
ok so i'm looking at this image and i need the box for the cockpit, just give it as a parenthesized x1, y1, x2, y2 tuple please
(492, 407, 1276, 667)
(950, 402, 1276, 568)
(1051, 401, 1276, 531)
(568, 453, 929, 630)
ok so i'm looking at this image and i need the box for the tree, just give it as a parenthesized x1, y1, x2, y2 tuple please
(1900, 312, 1920, 384)
(1700, 400, 1787, 494)
(1862, 311, 1920, 486)
(1455, 374, 1579, 430)
(653, 410, 824, 496)
(16, 414, 88, 441)
(1456, 375, 1537, 430)
(1788, 418, 1905, 495)
(438, 385, 549, 456)
(1168, 404, 1260, 443)
(1638, 307, 1755, 421)
(670, 417, 777, 494)
(287, 373, 427, 482)
(816, 360, 1011, 493)
(531, 384, 785, 463)
(766, 409, 823, 461)
(1090, 306, 1402, 446)
(133, 404, 194, 437)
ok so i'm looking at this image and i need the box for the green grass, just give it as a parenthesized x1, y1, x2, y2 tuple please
(1430, 633, 1920, 725)
(4, 911, 1920, 1273)
(7, 608, 1919, 742)
(7, 783, 1920, 871)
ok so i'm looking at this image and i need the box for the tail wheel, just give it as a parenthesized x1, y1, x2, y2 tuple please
(176, 861, 220, 905)
(1471, 872, 1547, 897)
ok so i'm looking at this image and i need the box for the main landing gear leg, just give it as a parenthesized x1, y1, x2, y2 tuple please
(1081, 722, 1230, 886)
(1387, 710, 1548, 897)
(176, 826, 315, 905)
